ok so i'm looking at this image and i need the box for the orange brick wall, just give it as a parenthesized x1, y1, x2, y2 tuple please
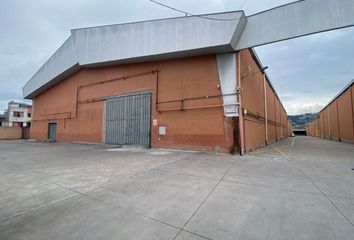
(240, 49, 292, 152)
(31, 55, 235, 153)
(307, 83, 354, 143)
(30, 50, 291, 153)
(0, 127, 22, 140)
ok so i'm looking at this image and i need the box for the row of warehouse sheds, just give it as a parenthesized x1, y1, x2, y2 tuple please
(306, 79, 354, 143)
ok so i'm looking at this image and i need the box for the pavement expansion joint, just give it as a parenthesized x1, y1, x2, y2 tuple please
(172, 159, 240, 240)
(151, 168, 220, 182)
(0, 193, 81, 223)
(296, 168, 354, 229)
(0, 160, 105, 204)
(221, 179, 324, 197)
(85, 185, 214, 240)
(2, 137, 354, 239)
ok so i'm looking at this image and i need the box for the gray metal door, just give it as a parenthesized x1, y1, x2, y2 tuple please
(48, 123, 57, 141)
(105, 92, 151, 146)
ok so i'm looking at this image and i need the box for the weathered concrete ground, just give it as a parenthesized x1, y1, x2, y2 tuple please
(0, 136, 353, 240)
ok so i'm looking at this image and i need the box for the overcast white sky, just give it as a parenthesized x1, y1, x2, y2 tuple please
(0, 0, 353, 115)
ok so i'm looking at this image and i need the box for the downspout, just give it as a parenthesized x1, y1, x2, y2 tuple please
(351, 86, 354, 142)
(280, 109, 283, 139)
(274, 94, 277, 141)
(335, 100, 341, 141)
(236, 52, 245, 155)
(327, 108, 331, 139)
(263, 73, 268, 145)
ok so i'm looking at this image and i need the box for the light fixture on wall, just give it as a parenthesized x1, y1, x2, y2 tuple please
(261, 66, 269, 72)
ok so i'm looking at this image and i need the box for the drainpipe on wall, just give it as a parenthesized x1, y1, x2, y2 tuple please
(263, 73, 268, 145)
(351, 86, 354, 142)
(335, 100, 341, 141)
(236, 52, 245, 155)
(280, 108, 283, 139)
(327, 108, 331, 139)
(274, 94, 277, 142)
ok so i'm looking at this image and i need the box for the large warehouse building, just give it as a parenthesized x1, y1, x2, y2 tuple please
(20, 0, 354, 153)
(306, 79, 354, 143)
(23, 11, 295, 154)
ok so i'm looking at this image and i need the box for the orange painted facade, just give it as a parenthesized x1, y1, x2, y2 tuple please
(31, 49, 292, 153)
(239, 50, 292, 151)
(306, 82, 354, 143)
(32, 54, 234, 152)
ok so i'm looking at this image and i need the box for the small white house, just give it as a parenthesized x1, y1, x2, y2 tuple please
(6, 101, 32, 127)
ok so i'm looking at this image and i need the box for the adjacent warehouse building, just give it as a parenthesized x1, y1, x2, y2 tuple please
(23, 12, 292, 154)
(306, 79, 354, 143)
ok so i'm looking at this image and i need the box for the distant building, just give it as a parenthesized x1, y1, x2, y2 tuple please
(0, 114, 6, 126)
(5, 101, 32, 127)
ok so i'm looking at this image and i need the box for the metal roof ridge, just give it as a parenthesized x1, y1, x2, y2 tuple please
(71, 10, 244, 31)
(318, 78, 354, 114)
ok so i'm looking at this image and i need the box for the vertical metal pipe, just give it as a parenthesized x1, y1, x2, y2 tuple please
(335, 100, 341, 141)
(327, 107, 331, 139)
(263, 73, 268, 145)
(274, 94, 277, 142)
(280, 108, 283, 139)
(350, 86, 354, 142)
(155, 71, 160, 113)
(75, 87, 80, 118)
(103, 100, 107, 143)
(236, 52, 245, 155)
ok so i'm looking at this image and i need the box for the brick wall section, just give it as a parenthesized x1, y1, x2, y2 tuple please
(31, 54, 234, 153)
(30, 49, 291, 153)
(306, 83, 354, 143)
(0, 127, 22, 140)
(240, 49, 292, 152)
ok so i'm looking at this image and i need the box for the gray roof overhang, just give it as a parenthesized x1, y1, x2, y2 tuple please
(23, 0, 354, 99)
(23, 11, 246, 99)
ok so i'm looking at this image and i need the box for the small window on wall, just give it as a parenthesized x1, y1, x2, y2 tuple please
(13, 111, 24, 117)
(27, 113, 31, 118)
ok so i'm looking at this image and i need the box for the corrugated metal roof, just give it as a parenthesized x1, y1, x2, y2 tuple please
(23, 11, 246, 99)
(23, 0, 354, 99)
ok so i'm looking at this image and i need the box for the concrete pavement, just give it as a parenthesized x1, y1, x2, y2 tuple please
(0, 137, 353, 239)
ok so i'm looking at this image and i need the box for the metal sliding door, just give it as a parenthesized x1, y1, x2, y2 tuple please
(105, 92, 151, 146)
(48, 123, 57, 141)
